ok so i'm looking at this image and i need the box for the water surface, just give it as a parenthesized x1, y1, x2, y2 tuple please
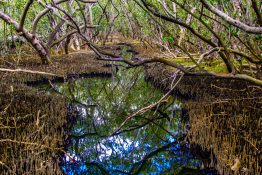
(58, 68, 214, 175)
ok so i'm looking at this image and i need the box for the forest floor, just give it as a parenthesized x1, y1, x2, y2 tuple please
(0, 35, 232, 85)
(0, 46, 111, 84)
(0, 36, 258, 89)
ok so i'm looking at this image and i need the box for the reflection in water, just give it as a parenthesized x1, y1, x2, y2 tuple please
(58, 68, 215, 175)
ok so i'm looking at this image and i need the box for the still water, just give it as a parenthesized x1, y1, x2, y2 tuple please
(57, 67, 216, 175)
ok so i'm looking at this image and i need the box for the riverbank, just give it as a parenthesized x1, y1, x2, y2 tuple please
(0, 42, 261, 174)
(145, 63, 262, 175)
(0, 51, 112, 85)
(0, 50, 112, 174)
(0, 83, 68, 174)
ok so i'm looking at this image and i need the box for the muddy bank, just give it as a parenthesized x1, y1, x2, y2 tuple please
(145, 63, 262, 175)
(145, 63, 262, 100)
(0, 51, 112, 85)
(0, 84, 72, 174)
(0, 51, 113, 174)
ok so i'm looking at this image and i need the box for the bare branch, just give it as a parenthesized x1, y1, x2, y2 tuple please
(200, 0, 262, 34)
(0, 11, 19, 28)
(19, 0, 34, 31)
(110, 74, 184, 137)
(0, 68, 63, 77)
(47, 20, 65, 48)
(32, 0, 69, 35)
(138, 0, 234, 73)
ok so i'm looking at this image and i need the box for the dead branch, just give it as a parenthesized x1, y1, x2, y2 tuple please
(200, 0, 262, 34)
(19, 0, 34, 30)
(110, 74, 184, 136)
(0, 68, 63, 77)
(32, 0, 67, 35)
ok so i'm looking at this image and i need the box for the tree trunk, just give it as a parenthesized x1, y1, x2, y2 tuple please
(21, 32, 50, 64)
(178, 7, 196, 46)
(0, 12, 50, 64)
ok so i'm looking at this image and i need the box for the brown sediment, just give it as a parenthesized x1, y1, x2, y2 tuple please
(0, 50, 112, 174)
(0, 83, 69, 174)
(145, 63, 262, 175)
(144, 63, 262, 100)
(0, 51, 112, 84)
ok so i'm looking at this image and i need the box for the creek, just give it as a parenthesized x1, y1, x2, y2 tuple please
(56, 67, 217, 175)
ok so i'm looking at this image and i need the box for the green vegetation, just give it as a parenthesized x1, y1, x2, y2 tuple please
(0, 0, 261, 174)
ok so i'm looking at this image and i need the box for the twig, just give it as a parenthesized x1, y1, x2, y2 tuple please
(0, 139, 63, 151)
(0, 160, 11, 171)
(0, 68, 63, 77)
(109, 74, 184, 137)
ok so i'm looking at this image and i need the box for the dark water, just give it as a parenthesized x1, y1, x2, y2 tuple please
(57, 67, 216, 175)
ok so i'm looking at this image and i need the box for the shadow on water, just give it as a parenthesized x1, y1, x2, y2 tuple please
(57, 67, 217, 175)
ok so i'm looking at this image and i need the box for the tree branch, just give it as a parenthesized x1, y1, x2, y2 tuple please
(200, 0, 262, 34)
(32, 0, 69, 35)
(130, 139, 184, 174)
(19, 0, 34, 31)
(0, 11, 19, 28)
(139, 0, 234, 73)
(110, 74, 184, 137)
(0, 68, 63, 77)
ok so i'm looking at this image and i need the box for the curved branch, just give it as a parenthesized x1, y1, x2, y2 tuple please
(32, 8, 50, 35)
(47, 20, 65, 48)
(139, 0, 216, 48)
(170, 0, 236, 73)
(200, 0, 262, 34)
(0, 11, 51, 64)
(0, 68, 63, 77)
(0, 11, 19, 28)
(139, 0, 234, 73)
(197, 47, 260, 64)
(130, 140, 182, 174)
(19, 0, 34, 31)
(51, 29, 77, 47)
(94, 49, 262, 86)
(32, 0, 68, 35)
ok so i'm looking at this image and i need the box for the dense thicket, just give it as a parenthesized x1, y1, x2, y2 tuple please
(0, 0, 261, 85)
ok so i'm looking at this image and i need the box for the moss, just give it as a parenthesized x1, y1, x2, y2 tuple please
(169, 57, 228, 73)
(202, 64, 227, 73)
(170, 57, 196, 66)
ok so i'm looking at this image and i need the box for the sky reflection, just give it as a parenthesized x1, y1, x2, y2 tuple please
(59, 68, 216, 175)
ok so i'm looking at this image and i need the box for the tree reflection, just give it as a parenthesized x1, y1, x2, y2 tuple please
(58, 68, 214, 175)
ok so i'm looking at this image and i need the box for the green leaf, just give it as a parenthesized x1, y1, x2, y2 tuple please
(169, 37, 175, 41)
(162, 37, 168, 41)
